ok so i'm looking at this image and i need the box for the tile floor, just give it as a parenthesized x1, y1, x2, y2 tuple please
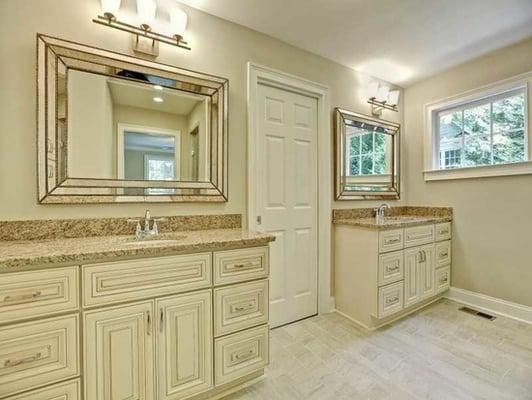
(222, 299, 532, 400)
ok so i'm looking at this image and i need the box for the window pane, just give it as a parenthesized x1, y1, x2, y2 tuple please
(374, 152, 386, 174)
(361, 133, 373, 154)
(439, 111, 463, 169)
(349, 156, 360, 175)
(493, 129, 525, 164)
(464, 103, 490, 135)
(361, 154, 373, 174)
(493, 94, 525, 133)
(464, 133, 491, 166)
(374, 132, 386, 153)
(349, 135, 360, 156)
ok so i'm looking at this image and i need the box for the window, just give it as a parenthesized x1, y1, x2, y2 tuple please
(347, 126, 387, 176)
(425, 78, 530, 181)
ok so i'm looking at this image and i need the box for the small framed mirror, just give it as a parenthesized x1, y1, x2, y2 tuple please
(334, 108, 400, 200)
(37, 34, 228, 203)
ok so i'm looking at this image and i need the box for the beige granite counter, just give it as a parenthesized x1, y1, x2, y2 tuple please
(332, 206, 453, 230)
(0, 229, 275, 271)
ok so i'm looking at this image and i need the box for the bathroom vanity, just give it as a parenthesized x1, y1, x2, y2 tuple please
(0, 221, 273, 400)
(333, 207, 452, 330)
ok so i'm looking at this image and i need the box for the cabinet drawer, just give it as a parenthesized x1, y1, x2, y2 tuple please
(378, 229, 404, 253)
(213, 247, 269, 285)
(404, 225, 434, 248)
(6, 379, 80, 400)
(0, 315, 79, 398)
(214, 280, 269, 337)
(0, 267, 79, 324)
(435, 222, 452, 241)
(435, 241, 451, 268)
(378, 251, 404, 286)
(377, 281, 404, 318)
(435, 266, 451, 294)
(214, 325, 269, 386)
(82, 253, 211, 307)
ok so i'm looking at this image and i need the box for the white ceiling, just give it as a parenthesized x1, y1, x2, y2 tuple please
(178, 0, 532, 86)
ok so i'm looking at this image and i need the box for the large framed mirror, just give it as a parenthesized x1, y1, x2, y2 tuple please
(335, 108, 400, 200)
(37, 34, 228, 203)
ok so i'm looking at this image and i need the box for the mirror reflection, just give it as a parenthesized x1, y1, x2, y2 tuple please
(64, 70, 209, 183)
(335, 108, 400, 200)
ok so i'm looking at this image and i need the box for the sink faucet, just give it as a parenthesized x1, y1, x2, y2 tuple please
(128, 210, 165, 239)
(375, 203, 390, 224)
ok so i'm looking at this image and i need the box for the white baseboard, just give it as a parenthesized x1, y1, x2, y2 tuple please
(445, 287, 532, 325)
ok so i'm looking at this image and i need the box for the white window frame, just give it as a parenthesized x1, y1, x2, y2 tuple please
(424, 72, 531, 181)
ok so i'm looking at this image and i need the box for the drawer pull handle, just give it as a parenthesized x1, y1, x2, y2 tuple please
(4, 352, 42, 367)
(232, 349, 255, 362)
(407, 233, 432, 241)
(159, 308, 164, 333)
(439, 251, 448, 258)
(439, 276, 448, 284)
(232, 303, 255, 313)
(385, 237, 400, 245)
(146, 311, 151, 336)
(3, 291, 42, 303)
(385, 265, 400, 274)
(233, 262, 254, 269)
(385, 296, 399, 306)
(438, 230, 448, 235)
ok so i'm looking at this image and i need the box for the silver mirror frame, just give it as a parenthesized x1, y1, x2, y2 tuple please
(37, 34, 229, 204)
(334, 108, 400, 200)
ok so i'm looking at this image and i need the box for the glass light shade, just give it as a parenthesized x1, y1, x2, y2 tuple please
(367, 81, 379, 99)
(101, 0, 121, 16)
(376, 85, 390, 102)
(137, 0, 157, 26)
(170, 8, 188, 37)
(387, 90, 400, 106)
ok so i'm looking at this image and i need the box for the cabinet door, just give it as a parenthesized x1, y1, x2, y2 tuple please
(404, 248, 421, 307)
(84, 301, 154, 400)
(156, 290, 213, 400)
(420, 244, 435, 299)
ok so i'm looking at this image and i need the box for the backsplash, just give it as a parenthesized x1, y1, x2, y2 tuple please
(332, 206, 453, 220)
(0, 214, 242, 241)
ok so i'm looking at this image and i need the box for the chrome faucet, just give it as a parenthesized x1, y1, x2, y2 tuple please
(128, 210, 165, 239)
(375, 203, 390, 224)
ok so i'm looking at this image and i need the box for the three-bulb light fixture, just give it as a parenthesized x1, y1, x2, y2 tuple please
(94, 0, 190, 56)
(367, 82, 400, 116)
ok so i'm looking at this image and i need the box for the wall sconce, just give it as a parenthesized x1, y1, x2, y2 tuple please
(367, 82, 400, 116)
(93, 0, 190, 56)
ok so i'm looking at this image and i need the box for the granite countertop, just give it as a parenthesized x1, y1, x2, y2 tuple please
(333, 215, 453, 230)
(0, 229, 275, 271)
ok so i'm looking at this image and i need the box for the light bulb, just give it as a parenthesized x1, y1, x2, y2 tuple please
(170, 8, 188, 39)
(101, 0, 121, 20)
(376, 85, 390, 102)
(387, 90, 400, 106)
(367, 81, 379, 99)
(137, 0, 157, 30)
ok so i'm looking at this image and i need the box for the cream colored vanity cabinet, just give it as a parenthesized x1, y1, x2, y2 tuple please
(335, 222, 451, 330)
(0, 244, 270, 400)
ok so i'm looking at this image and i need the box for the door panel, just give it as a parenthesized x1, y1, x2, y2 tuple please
(420, 245, 435, 299)
(156, 290, 212, 400)
(84, 301, 154, 400)
(256, 84, 318, 327)
(404, 248, 421, 307)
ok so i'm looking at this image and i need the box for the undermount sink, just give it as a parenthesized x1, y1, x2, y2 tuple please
(383, 216, 422, 221)
(122, 233, 188, 245)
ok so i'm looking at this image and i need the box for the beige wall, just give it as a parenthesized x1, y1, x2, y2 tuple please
(0, 0, 401, 221)
(404, 38, 532, 307)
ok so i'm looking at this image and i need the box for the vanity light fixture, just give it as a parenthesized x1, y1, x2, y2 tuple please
(93, 0, 191, 56)
(367, 81, 400, 116)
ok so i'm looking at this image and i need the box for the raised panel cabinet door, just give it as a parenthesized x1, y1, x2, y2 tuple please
(7, 379, 80, 400)
(419, 244, 435, 299)
(404, 248, 421, 307)
(156, 290, 213, 400)
(84, 301, 155, 400)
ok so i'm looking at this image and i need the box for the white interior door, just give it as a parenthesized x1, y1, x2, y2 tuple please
(254, 83, 318, 328)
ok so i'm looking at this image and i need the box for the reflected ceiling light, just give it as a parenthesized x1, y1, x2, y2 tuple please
(153, 96, 164, 103)
(153, 85, 163, 90)
(93, 0, 191, 56)
(367, 82, 401, 116)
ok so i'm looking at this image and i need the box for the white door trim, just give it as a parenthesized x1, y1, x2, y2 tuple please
(247, 62, 334, 315)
